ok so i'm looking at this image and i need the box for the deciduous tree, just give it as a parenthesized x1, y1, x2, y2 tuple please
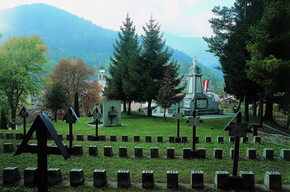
(0, 35, 48, 128)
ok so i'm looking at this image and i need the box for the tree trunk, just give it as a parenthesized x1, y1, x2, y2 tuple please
(244, 96, 249, 123)
(264, 98, 273, 120)
(237, 97, 243, 111)
(123, 100, 127, 112)
(54, 109, 57, 122)
(163, 107, 166, 120)
(127, 100, 131, 115)
(147, 100, 152, 117)
(253, 99, 257, 116)
(10, 107, 17, 129)
(286, 114, 290, 129)
(259, 90, 263, 127)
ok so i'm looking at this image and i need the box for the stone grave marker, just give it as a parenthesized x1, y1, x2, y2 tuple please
(103, 100, 121, 127)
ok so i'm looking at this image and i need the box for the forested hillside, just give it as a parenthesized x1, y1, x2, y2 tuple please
(0, 3, 223, 87)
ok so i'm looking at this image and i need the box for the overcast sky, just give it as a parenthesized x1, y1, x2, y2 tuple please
(0, 0, 235, 38)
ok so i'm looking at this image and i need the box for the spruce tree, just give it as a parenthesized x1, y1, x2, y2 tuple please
(156, 61, 185, 120)
(141, 16, 172, 117)
(104, 14, 140, 114)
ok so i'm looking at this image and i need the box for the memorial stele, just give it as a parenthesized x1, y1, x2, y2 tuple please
(171, 57, 223, 116)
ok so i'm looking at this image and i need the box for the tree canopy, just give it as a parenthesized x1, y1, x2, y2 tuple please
(0, 35, 48, 128)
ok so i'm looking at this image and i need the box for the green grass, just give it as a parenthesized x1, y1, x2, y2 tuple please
(0, 112, 289, 191)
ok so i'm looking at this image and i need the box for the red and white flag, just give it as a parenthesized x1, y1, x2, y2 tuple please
(203, 80, 209, 93)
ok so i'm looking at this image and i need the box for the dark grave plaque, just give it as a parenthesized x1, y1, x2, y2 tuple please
(229, 123, 247, 137)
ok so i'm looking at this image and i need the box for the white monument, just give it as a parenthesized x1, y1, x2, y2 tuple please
(173, 57, 223, 116)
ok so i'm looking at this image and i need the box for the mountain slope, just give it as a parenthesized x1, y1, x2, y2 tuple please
(0, 3, 223, 84)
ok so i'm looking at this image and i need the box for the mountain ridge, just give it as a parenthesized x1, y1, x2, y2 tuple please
(0, 3, 223, 84)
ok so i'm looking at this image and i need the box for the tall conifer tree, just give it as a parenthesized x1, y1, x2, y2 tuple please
(104, 14, 140, 114)
(141, 16, 172, 117)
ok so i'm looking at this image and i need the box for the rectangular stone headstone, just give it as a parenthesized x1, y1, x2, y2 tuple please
(197, 148, 206, 159)
(151, 147, 159, 158)
(3, 143, 14, 153)
(24, 167, 37, 186)
(195, 136, 199, 143)
(214, 171, 229, 189)
(76, 134, 84, 141)
(134, 135, 140, 142)
(104, 146, 113, 157)
(183, 148, 191, 159)
(87, 134, 94, 141)
(119, 146, 127, 157)
(280, 149, 290, 161)
(135, 147, 143, 158)
(167, 147, 174, 159)
(263, 148, 274, 160)
(70, 169, 85, 186)
(145, 135, 151, 143)
(167, 171, 178, 189)
(93, 169, 107, 187)
(191, 171, 204, 189)
(205, 136, 211, 143)
(242, 136, 248, 143)
(142, 170, 154, 188)
(214, 148, 223, 159)
(247, 148, 256, 159)
(74, 145, 83, 156)
(182, 136, 187, 143)
(99, 134, 106, 141)
(57, 133, 63, 141)
(110, 135, 117, 142)
(66, 134, 74, 141)
(240, 171, 254, 189)
(48, 168, 62, 185)
(264, 171, 281, 190)
(117, 170, 130, 188)
(5, 132, 14, 139)
(254, 136, 261, 143)
(3, 167, 20, 185)
(169, 136, 175, 143)
(122, 135, 128, 142)
(157, 135, 163, 143)
(0, 132, 4, 139)
(217, 136, 224, 144)
(89, 145, 98, 156)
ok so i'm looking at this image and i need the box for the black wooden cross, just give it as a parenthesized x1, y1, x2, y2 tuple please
(19, 106, 29, 136)
(188, 110, 200, 152)
(92, 105, 102, 139)
(229, 112, 247, 176)
(14, 112, 70, 192)
(62, 107, 79, 148)
(173, 104, 183, 143)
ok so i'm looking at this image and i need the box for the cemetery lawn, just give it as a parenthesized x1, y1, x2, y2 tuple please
(0, 112, 289, 191)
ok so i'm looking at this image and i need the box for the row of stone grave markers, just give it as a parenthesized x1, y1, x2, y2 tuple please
(2, 142, 289, 160)
(0, 132, 263, 144)
(2, 167, 284, 190)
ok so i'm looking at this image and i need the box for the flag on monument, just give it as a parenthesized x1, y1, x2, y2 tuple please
(203, 80, 209, 93)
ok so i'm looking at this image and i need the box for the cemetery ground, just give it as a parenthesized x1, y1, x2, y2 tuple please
(0, 112, 289, 191)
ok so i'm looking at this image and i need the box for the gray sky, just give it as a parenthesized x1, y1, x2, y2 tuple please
(0, 0, 235, 37)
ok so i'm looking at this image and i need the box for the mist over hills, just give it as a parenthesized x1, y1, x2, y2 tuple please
(0, 3, 223, 83)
